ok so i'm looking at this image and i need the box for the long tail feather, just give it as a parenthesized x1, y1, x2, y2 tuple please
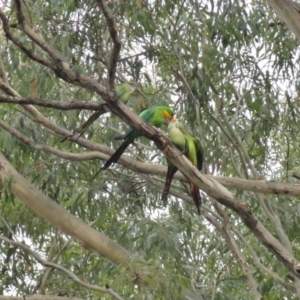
(161, 165, 177, 204)
(190, 182, 201, 215)
(93, 138, 133, 179)
(102, 138, 133, 171)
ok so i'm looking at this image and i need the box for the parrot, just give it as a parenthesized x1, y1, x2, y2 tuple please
(161, 118, 204, 215)
(98, 106, 174, 173)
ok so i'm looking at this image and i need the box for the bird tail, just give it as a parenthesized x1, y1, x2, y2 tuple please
(102, 138, 132, 171)
(92, 138, 133, 179)
(190, 182, 201, 215)
(161, 165, 177, 204)
(114, 134, 126, 140)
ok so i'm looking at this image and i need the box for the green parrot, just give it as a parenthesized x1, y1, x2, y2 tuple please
(100, 106, 174, 172)
(162, 118, 204, 215)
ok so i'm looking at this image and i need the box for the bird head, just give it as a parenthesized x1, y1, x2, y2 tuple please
(163, 108, 175, 124)
(167, 117, 180, 131)
(168, 118, 189, 132)
(169, 117, 180, 125)
(169, 118, 192, 135)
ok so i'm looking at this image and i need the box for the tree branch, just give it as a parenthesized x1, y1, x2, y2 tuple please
(2, 119, 300, 199)
(0, 9, 53, 69)
(215, 204, 262, 298)
(0, 236, 124, 300)
(266, 0, 300, 40)
(96, 0, 121, 93)
(0, 56, 8, 84)
(34, 229, 76, 293)
(0, 95, 109, 111)
(0, 2, 107, 97)
(234, 229, 297, 293)
(218, 105, 254, 178)
(0, 151, 200, 300)
(0, 296, 84, 300)
(0, 152, 132, 264)
(1, 1, 300, 280)
(265, 8, 300, 295)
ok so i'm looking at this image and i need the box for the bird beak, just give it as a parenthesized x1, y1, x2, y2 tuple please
(165, 118, 175, 125)
(164, 117, 175, 126)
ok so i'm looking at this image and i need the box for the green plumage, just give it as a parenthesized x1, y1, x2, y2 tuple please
(162, 119, 204, 214)
(101, 106, 174, 171)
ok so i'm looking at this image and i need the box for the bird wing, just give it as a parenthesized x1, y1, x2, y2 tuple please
(115, 108, 153, 140)
(139, 107, 154, 122)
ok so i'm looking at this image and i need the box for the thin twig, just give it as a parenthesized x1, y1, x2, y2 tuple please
(0, 9, 52, 68)
(234, 228, 296, 293)
(0, 235, 124, 300)
(214, 203, 262, 299)
(0, 56, 8, 84)
(0, 214, 17, 240)
(97, 0, 121, 93)
(0, 296, 84, 300)
(14, 0, 76, 81)
(218, 100, 294, 257)
(36, 219, 98, 293)
(0, 3, 107, 97)
(60, 110, 106, 142)
(0, 95, 108, 111)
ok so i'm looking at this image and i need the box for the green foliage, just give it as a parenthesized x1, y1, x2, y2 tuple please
(1, 0, 300, 299)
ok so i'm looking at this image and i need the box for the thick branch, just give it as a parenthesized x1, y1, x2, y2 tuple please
(0, 10, 52, 68)
(96, 98, 300, 278)
(0, 4, 107, 97)
(0, 152, 131, 264)
(2, 119, 300, 199)
(1, 1, 300, 278)
(0, 151, 200, 299)
(234, 229, 297, 293)
(266, 0, 300, 40)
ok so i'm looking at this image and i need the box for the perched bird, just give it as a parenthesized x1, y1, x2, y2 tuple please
(162, 118, 204, 214)
(99, 106, 174, 173)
